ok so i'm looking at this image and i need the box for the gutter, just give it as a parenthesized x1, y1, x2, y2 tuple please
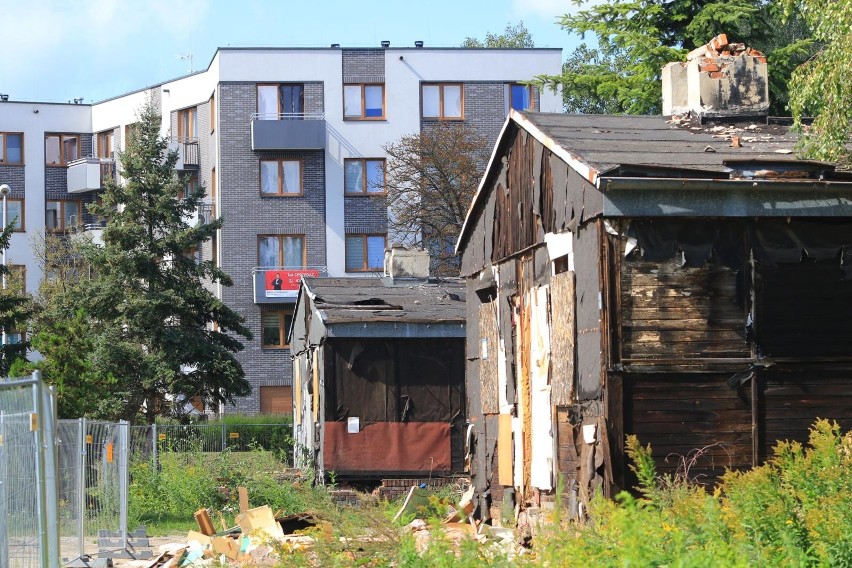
(600, 177, 852, 192)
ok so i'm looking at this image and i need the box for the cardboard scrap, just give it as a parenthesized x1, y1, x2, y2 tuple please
(236, 505, 285, 541)
(238, 486, 250, 513)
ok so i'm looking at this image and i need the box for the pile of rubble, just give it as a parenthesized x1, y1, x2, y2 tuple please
(687, 33, 767, 78)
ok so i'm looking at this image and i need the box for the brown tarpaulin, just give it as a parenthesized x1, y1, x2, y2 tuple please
(323, 422, 451, 474)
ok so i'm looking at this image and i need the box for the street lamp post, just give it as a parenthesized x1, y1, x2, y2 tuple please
(0, 183, 9, 349)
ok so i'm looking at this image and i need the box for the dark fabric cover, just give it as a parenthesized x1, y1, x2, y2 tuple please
(327, 338, 464, 425)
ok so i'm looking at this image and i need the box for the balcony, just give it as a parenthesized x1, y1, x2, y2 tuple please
(253, 266, 326, 304)
(169, 139, 199, 170)
(69, 222, 105, 246)
(67, 157, 115, 193)
(182, 200, 213, 227)
(251, 113, 326, 151)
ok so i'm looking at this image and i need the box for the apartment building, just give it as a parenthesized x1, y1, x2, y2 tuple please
(0, 44, 562, 414)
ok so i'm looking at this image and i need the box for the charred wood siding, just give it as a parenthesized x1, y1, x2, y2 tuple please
(757, 370, 852, 462)
(620, 255, 748, 364)
(755, 259, 852, 358)
(624, 374, 754, 484)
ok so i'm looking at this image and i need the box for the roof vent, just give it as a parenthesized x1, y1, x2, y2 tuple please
(330, 43, 340, 48)
(0, 94, 8, 102)
(381, 40, 390, 48)
(662, 33, 769, 120)
(414, 41, 424, 48)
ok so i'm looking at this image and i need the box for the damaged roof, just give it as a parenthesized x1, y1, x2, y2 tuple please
(301, 277, 466, 325)
(519, 112, 805, 179)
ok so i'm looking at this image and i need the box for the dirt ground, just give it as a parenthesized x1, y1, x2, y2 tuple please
(61, 534, 187, 566)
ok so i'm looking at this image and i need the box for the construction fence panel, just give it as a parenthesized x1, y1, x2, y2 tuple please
(0, 374, 58, 568)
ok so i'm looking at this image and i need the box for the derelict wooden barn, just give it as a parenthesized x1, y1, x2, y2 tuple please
(288, 271, 467, 480)
(456, 108, 852, 520)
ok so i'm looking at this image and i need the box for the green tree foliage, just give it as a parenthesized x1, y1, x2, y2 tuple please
(0, 221, 31, 376)
(462, 21, 535, 48)
(784, 0, 852, 166)
(538, 1, 815, 115)
(33, 101, 250, 421)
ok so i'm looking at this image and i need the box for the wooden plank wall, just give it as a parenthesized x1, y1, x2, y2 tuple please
(624, 374, 754, 484)
(621, 255, 748, 363)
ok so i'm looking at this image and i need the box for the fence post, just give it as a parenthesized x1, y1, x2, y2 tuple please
(31, 375, 50, 568)
(78, 417, 86, 558)
(119, 420, 129, 551)
(152, 422, 158, 474)
(42, 382, 60, 567)
(221, 421, 226, 452)
(0, 411, 8, 568)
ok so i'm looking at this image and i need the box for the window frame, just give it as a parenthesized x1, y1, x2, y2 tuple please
(261, 307, 294, 349)
(44, 133, 81, 166)
(343, 83, 386, 120)
(177, 106, 198, 142)
(7, 264, 27, 295)
(96, 130, 113, 159)
(3, 198, 25, 232)
(45, 199, 82, 232)
(209, 93, 216, 133)
(259, 158, 303, 196)
(257, 83, 306, 119)
(421, 83, 464, 120)
(344, 158, 387, 195)
(257, 234, 307, 268)
(507, 83, 536, 112)
(345, 233, 387, 272)
(0, 132, 24, 165)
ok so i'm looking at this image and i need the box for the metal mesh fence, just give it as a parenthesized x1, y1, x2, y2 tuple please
(0, 374, 58, 568)
(57, 419, 130, 562)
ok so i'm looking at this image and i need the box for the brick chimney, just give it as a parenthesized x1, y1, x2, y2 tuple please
(662, 34, 769, 120)
(383, 245, 430, 282)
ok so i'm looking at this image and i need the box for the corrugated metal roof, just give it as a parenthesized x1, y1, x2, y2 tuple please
(523, 112, 800, 176)
(302, 277, 466, 325)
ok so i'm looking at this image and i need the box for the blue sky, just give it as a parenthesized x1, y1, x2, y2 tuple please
(0, 0, 587, 104)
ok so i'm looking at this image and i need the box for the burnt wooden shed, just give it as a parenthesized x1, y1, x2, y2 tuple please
(289, 273, 466, 480)
(456, 109, 852, 520)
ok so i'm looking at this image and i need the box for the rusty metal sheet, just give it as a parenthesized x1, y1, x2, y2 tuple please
(550, 271, 576, 405)
(322, 422, 451, 474)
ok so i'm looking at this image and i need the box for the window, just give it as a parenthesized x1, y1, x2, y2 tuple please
(260, 159, 302, 196)
(7, 265, 26, 295)
(506, 83, 535, 112)
(257, 84, 305, 119)
(3, 199, 24, 232)
(344, 159, 386, 194)
(258, 235, 305, 268)
(96, 130, 113, 159)
(345, 234, 386, 272)
(209, 93, 216, 132)
(262, 308, 294, 349)
(45, 200, 81, 231)
(343, 84, 385, 119)
(124, 123, 139, 149)
(0, 133, 23, 165)
(177, 107, 197, 141)
(45, 134, 80, 166)
(183, 175, 198, 199)
(421, 84, 463, 119)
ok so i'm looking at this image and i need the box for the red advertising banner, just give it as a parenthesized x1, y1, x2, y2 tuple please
(264, 269, 319, 298)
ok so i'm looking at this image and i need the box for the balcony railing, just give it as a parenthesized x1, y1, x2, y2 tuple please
(169, 138, 199, 169)
(250, 113, 326, 151)
(67, 157, 115, 193)
(252, 266, 327, 304)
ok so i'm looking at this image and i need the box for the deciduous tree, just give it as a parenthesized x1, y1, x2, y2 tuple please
(783, 0, 852, 165)
(463, 21, 535, 48)
(0, 221, 31, 376)
(382, 122, 490, 276)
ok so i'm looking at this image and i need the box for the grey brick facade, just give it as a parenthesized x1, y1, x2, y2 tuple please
(342, 50, 385, 83)
(217, 81, 327, 413)
(344, 195, 387, 234)
(0, 166, 25, 196)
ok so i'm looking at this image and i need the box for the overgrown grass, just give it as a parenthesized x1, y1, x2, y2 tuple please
(131, 419, 852, 566)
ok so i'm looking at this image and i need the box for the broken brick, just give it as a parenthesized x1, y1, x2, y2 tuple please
(710, 33, 729, 50)
(701, 62, 721, 73)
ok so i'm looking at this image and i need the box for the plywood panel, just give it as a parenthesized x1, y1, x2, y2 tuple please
(497, 413, 513, 486)
(551, 270, 575, 405)
(259, 386, 292, 415)
(479, 301, 500, 414)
